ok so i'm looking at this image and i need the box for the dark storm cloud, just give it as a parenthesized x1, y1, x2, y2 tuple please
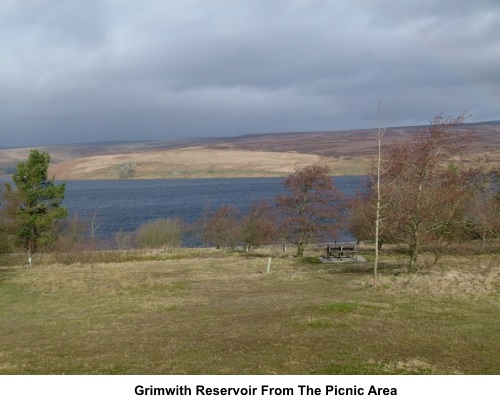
(1, 0, 499, 146)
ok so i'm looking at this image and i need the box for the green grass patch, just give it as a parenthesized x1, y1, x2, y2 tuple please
(294, 318, 333, 329)
(300, 256, 322, 264)
(319, 302, 376, 313)
(318, 361, 389, 375)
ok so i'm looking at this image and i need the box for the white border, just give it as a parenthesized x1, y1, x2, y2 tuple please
(1, 375, 498, 404)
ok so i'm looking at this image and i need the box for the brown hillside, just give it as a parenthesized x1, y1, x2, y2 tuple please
(1, 121, 498, 179)
(46, 148, 361, 180)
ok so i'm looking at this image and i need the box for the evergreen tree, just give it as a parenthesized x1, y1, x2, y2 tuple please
(4, 149, 67, 253)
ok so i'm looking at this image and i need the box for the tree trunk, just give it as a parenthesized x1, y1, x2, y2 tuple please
(409, 225, 420, 271)
(296, 241, 304, 257)
(373, 100, 386, 285)
(408, 172, 426, 271)
(374, 202, 380, 283)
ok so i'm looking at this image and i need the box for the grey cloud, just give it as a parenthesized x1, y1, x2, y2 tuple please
(0, 0, 499, 147)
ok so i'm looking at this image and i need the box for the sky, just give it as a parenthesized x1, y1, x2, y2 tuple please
(1, 0, 500, 147)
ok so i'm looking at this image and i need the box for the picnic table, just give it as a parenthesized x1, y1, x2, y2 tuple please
(325, 243, 358, 260)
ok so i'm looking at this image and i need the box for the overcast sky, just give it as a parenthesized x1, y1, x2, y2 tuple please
(1, 0, 499, 147)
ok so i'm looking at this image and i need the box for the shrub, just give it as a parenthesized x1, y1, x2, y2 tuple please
(201, 205, 241, 249)
(241, 200, 278, 249)
(135, 218, 183, 250)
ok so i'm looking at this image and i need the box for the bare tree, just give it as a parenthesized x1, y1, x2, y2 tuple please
(277, 165, 343, 257)
(89, 209, 105, 251)
(466, 168, 500, 248)
(382, 111, 473, 270)
(240, 200, 278, 250)
(346, 192, 376, 244)
(420, 166, 477, 264)
(347, 102, 388, 283)
(372, 101, 387, 284)
(202, 205, 241, 249)
(115, 227, 134, 251)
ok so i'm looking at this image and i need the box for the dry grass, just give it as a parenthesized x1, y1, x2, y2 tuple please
(0, 248, 499, 375)
(45, 147, 494, 180)
(47, 148, 341, 180)
(352, 253, 500, 298)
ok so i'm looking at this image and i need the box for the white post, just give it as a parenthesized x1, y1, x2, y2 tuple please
(266, 257, 272, 273)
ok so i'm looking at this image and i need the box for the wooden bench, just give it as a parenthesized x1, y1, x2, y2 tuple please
(325, 243, 358, 260)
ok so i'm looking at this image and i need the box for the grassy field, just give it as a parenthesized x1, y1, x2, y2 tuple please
(0, 246, 499, 375)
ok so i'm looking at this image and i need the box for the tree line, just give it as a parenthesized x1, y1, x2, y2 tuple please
(0, 152, 345, 257)
(199, 164, 345, 255)
(1, 114, 499, 268)
(348, 112, 499, 272)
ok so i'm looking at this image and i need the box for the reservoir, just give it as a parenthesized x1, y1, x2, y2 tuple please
(62, 176, 367, 246)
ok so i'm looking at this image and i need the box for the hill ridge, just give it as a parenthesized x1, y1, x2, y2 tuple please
(1, 120, 498, 179)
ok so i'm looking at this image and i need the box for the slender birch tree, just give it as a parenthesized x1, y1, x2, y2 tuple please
(372, 101, 386, 284)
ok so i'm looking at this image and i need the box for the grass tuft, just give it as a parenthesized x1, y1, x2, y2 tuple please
(320, 302, 363, 313)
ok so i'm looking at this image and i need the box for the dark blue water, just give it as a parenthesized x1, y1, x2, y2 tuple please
(62, 176, 366, 246)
